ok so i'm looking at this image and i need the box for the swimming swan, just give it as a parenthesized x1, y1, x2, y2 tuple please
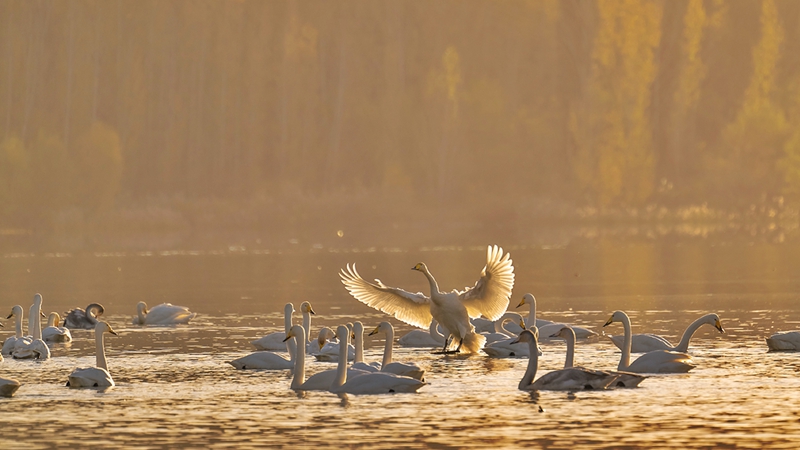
(63, 303, 105, 329)
(133, 301, 197, 325)
(0, 377, 21, 397)
(368, 322, 426, 380)
(603, 311, 695, 374)
(351, 322, 381, 373)
(315, 323, 356, 362)
(228, 350, 294, 370)
(517, 293, 595, 339)
(330, 325, 426, 395)
(513, 329, 618, 391)
(551, 325, 645, 388)
(483, 306, 541, 358)
(481, 312, 526, 344)
(13, 294, 50, 360)
(285, 325, 370, 391)
(42, 312, 73, 343)
(607, 313, 725, 353)
(251, 303, 308, 359)
(307, 327, 336, 354)
(766, 331, 800, 351)
(66, 321, 118, 388)
(398, 320, 447, 348)
(340, 245, 515, 354)
(3, 305, 32, 356)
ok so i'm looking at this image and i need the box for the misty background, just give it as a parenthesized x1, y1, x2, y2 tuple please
(1, 0, 799, 251)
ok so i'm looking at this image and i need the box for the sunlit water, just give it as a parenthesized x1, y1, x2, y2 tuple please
(1, 244, 800, 448)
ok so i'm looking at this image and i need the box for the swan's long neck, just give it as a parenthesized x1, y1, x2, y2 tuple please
(519, 335, 539, 389)
(525, 298, 537, 329)
(381, 326, 394, 368)
(303, 311, 311, 344)
(284, 305, 296, 361)
(354, 327, 364, 363)
(619, 314, 632, 370)
(31, 299, 42, 340)
(14, 310, 23, 339)
(674, 315, 711, 353)
(96, 329, 108, 371)
(421, 268, 441, 297)
(137, 303, 147, 324)
(495, 312, 524, 334)
(291, 330, 306, 390)
(429, 320, 445, 343)
(563, 328, 576, 369)
(332, 332, 349, 390)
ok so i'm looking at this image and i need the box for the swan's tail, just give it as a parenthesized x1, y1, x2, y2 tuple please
(460, 332, 487, 354)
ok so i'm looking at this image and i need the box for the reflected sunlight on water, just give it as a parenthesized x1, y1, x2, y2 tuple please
(1, 244, 800, 448)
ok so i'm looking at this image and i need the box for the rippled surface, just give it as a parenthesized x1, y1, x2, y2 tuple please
(1, 244, 800, 448)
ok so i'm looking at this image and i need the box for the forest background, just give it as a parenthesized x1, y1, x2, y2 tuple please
(1, 0, 799, 250)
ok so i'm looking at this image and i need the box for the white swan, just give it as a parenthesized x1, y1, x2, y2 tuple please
(483, 308, 541, 358)
(251, 303, 297, 358)
(285, 325, 370, 391)
(398, 320, 447, 348)
(63, 303, 105, 329)
(314, 322, 356, 362)
(351, 322, 381, 373)
(0, 377, 21, 397)
(13, 294, 50, 360)
(228, 349, 294, 370)
(513, 329, 618, 391)
(2, 305, 32, 356)
(517, 293, 595, 339)
(482, 312, 526, 344)
(67, 321, 118, 388)
(603, 311, 695, 373)
(766, 331, 800, 351)
(42, 312, 73, 343)
(340, 245, 515, 354)
(330, 325, 426, 395)
(607, 313, 725, 353)
(551, 325, 645, 388)
(368, 322, 426, 380)
(307, 327, 336, 354)
(132, 301, 197, 325)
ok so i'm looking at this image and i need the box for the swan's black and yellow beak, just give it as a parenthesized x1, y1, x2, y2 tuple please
(282, 334, 292, 342)
(715, 319, 725, 333)
(517, 297, 526, 308)
(109, 329, 118, 336)
(519, 318, 526, 330)
(0, 322, 3, 328)
(5, 312, 12, 319)
(603, 316, 614, 327)
(368, 327, 380, 336)
(40, 311, 46, 318)
(309, 308, 316, 315)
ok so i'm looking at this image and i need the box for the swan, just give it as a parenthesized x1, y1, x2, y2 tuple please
(398, 320, 447, 348)
(132, 301, 197, 325)
(251, 303, 297, 357)
(330, 325, 426, 395)
(63, 303, 105, 329)
(517, 293, 595, 339)
(0, 377, 21, 397)
(482, 312, 526, 344)
(512, 329, 618, 391)
(2, 305, 32, 356)
(483, 308, 541, 358)
(307, 327, 336, 354)
(607, 313, 725, 353)
(66, 321, 118, 388)
(284, 325, 370, 391)
(314, 322, 356, 362)
(603, 311, 695, 373)
(551, 325, 645, 388)
(13, 294, 50, 360)
(340, 245, 515, 354)
(766, 331, 800, 351)
(42, 312, 73, 343)
(228, 349, 294, 370)
(368, 322, 426, 380)
(350, 322, 381, 372)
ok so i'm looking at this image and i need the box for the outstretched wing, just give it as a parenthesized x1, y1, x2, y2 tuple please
(459, 245, 515, 321)
(340, 264, 433, 329)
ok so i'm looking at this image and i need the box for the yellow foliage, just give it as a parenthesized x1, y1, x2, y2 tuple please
(673, 0, 707, 113)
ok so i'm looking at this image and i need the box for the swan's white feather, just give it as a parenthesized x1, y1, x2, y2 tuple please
(229, 351, 293, 370)
(458, 245, 515, 321)
(766, 331, 800, 351)
(68, 367, 114, 388)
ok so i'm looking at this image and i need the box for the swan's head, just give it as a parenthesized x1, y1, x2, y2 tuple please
(283, 324, 305, 342)
(411, 262, 428, 272)
(518, 293, 535, 308)
(352, 321, 364, 338)
(300, 302, 315, 315)
(86, 303, 106, 318)
(603, 311, 627, 327)
(336, 325, 350, 343)
(7, 305, 23, 319)
(708, 314, 725, 333)
(317, 327, 335, 346)
(550, 326, 575, 340)
(368, 321, 392, 337)
(284, 303, 295, 315)
(33, 293, 43, 304)
(136, 302, 148, 315)
(96, 321, 118, 336)
(511, 329, 537, 345)
(48, 312, 62, 328)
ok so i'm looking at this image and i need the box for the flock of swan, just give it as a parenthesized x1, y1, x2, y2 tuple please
(2, 244, 799, 398)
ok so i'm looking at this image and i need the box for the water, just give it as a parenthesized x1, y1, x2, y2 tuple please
(1, 243, 800, 448)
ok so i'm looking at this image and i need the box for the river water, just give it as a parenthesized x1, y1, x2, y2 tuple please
(1, 241, 799, 448)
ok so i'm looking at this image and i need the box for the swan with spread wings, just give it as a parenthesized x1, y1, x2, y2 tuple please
(340, 245, 514, 354)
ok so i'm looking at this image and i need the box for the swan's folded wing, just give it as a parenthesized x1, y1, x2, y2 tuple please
(340, 264, 432, 329)
(459, 245, 514, 321)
